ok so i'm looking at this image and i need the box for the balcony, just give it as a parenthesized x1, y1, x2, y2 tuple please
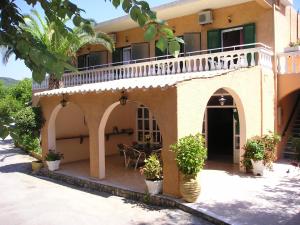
(277, 51, 300, 75)
(32, 43, 273, 91)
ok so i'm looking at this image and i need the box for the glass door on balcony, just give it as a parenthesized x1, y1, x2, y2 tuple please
(123, 47, 131, 64)
(131, 43, 149, 62)
(221, 27, 243, 51)
(184, 32, 201, 56)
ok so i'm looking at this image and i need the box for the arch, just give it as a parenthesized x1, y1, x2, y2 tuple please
(48, 104, 63, 151)
(202, 87, 246, 164)
(48, 102, 89, 154)
(98, 100, 163, 179)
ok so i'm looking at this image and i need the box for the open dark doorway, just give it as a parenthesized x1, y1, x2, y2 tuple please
(207, 108, 233, 163)
(222, 28, 243, 51)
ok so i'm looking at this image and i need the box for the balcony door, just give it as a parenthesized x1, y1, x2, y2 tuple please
(122, 47, 131, 64)
(207, 23, 256, 52)
(221, 27, 243, 51)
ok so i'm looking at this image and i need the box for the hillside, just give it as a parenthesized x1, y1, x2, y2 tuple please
(0, 77, 19, 86)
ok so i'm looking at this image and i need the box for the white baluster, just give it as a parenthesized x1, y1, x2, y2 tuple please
(204, 58, 209, 71)
(251, 52, 255, 66)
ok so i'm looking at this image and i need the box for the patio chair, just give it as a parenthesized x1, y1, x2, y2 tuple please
(117, 144, 130, 168)
(126, 147, 146, 170)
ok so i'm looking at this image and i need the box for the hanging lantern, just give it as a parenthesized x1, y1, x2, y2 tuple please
(60, 94, 68, 107)
(218, 95, 226, 106)
(119, 91, 128, 106)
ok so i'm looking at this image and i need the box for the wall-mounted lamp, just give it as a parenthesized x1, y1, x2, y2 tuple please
(219, 95, 226, 106)
(172, 26, 176, 34)
(227, 16, 232, 23)
(60, 94, 68, 107)
(119, 91, 128, 106)
(125, 35, 129, 43)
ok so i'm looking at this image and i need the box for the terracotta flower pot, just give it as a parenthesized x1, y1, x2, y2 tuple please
(180, 173, 201, 203)
(31, 160, 43, 172)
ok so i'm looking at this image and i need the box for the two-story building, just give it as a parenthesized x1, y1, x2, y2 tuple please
(33, 0, 300, 197)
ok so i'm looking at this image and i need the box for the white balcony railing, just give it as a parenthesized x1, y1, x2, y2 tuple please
(32, 43, 273, 91)
(277, 51, 300, 74)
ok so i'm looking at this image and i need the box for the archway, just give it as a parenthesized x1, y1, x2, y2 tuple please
(98, 100, 163, 191)
(278, 89, 300, 159)
(48, 102, 90, 174)
(202, 88, 245, 164)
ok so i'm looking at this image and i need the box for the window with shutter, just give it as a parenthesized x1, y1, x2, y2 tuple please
(207, 29, 221, 53)
(112, 47, 123, 66)
(184, 32, 201, 55)
(131, 43, 150, 61)
(243, 23, 256, 48)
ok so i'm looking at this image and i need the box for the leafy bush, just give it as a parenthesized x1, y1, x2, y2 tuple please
(291, 137, 300, 161)
(140, 154, 162, 181)
(261, 133, 281, 168)
(170, 133, 207, 177)
(45, 150, 64, 161)
(242, 137, 264, 169)
(242, 133, 281, 170)
(14, 106, 44, 137)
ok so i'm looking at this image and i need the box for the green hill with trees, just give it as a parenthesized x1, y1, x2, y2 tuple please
(0, 77, 19, 86)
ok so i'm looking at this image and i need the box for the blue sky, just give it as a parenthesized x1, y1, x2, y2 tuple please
(1, 0, 300, 80)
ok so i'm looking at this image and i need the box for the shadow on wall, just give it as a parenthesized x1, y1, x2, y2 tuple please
(55, 102, 90, 164)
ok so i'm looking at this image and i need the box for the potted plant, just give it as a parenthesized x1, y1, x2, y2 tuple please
(242, 133, 280, 176)
(242, 137, 265, 176)
(45, 150, 64, 171)
(140, 154, 163, 195)
(170, 133, 207, 203)
(31, 160, 43, 172)
(285, 40, 300, 52)
(261, 132, 281, 169)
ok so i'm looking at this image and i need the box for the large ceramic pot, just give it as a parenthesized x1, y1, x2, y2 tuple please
(251, 159, 265, 176)
(31, 160, 43, 172)
(180, 173, 201, 203)
(46, 160, 61, 171)
(145, 180, 163, 195)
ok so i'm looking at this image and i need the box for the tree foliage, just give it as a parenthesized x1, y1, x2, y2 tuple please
(0, 0, 182, 83)
(0, 78, 43, 153)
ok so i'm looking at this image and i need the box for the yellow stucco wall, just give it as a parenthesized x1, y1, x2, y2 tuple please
(39, 64, 275, 197)
(78, 1, 274, 61)
(105, 102, 137, 155)
(40, 87, 179, 196)
(55, 103, 89, 163)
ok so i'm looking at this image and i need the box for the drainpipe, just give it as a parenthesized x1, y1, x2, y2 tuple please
(273, 4, 278, 134)
(297, 10, 299, 40)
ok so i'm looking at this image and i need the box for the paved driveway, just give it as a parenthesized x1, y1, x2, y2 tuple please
(0, 139, 212, 225)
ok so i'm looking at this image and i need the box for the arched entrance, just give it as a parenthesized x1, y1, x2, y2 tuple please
(278, 89, 300, 159)
(202, 88, 242, 164)
(98, 100, 162, 191)
(48, 102, 90, 173)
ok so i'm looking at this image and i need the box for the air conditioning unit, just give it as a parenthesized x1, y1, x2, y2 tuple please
(108, 33, 117, 43)
(199, 11, 213, 25)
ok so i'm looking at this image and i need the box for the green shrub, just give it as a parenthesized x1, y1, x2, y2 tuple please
(140, 154, 162, 181)
(291, 137, 300, 161)
(45, 150, 64, 161)
(170, 133, 207, 177)
(242, 132, 281, 170)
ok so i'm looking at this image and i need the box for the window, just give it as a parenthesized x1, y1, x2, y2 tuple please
(184, 32, 201, 55)
(155, 36, 184, 60)
(77, 51, 108, 69)
(136, 105, 162, 144)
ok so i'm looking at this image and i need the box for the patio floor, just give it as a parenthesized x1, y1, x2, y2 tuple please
(58, 155, 146, 193)
(57, 157, 300, 225)
(193, 160, 300, 225)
